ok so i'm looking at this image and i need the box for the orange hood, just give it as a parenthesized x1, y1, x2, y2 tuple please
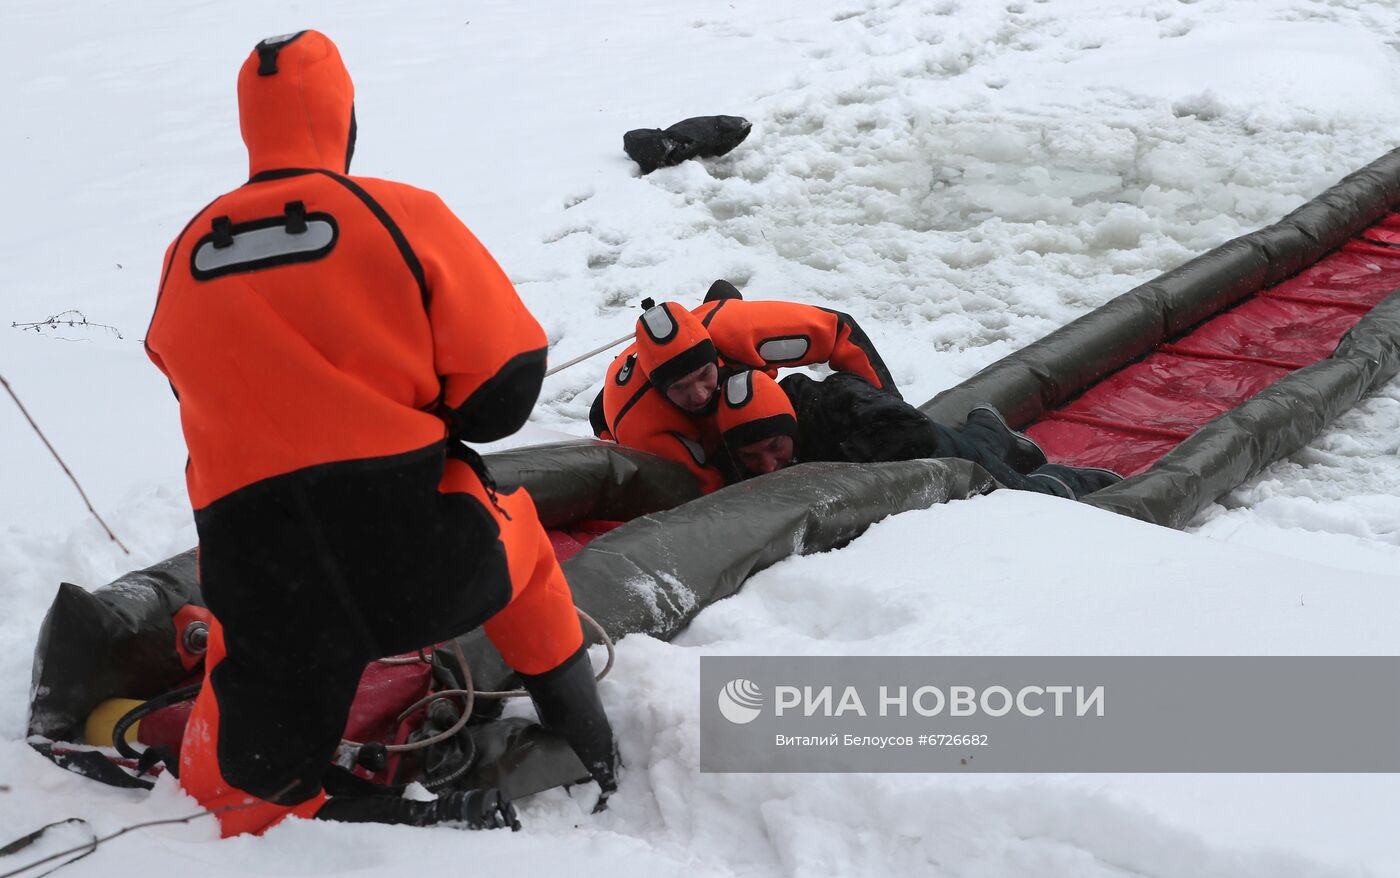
(634, 301, 717, 392)
(237, 30, 356, 178)
(717, 369, 798, 453)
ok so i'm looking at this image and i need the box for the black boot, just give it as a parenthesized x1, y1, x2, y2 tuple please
(316, 787, 519, 830)
(1029, 463, 1123, 499)
(963, 404, 1047, 473)
(1025, 470, 1076, 499)
(519, 646, 618, 808)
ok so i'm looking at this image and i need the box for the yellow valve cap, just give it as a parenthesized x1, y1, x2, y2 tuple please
(84, 698, 145, 747)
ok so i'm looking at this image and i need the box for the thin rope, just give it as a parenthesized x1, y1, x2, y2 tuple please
(0, 373, 129, 554)
(544, 333, 632, 377)
(347, 606, 616, 753)
(0, 782, 298, 878)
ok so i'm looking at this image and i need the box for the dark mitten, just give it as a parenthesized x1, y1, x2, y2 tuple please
(316, 788, 519, 830)
(623, 115, 752, 173)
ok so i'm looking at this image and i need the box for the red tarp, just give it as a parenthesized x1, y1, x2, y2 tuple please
(1264, 242, 1400, 310)
(547, 519, 623, 562)
(1028, 212, 1400, 476)
(1055, 353, 1290, 437)
(1024, 419, 1180, 477)
(1161, 297, 1358, 369)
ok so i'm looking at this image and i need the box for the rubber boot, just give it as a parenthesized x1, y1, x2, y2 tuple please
(963, 404, 1047, 473)
(316, 787, 519, 830)
(519, 646, 618, 808)
(1025, 470, 1076, 499)
(1030, 463, 1123, 499)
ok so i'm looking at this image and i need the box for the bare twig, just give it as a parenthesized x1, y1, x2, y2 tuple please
(0, 813, 204, 878)
(0, 373, 130, 554)
(10, 311, 123, 340)
(0, 782, 299, 878)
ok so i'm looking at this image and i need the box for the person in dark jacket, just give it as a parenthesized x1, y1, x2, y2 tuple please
(715, 369, 1122, 499)
(146, 31, 614, 836)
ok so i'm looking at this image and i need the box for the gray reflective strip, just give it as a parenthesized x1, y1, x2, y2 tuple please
(757, 337, 809, 363)
(262, 32, 299, 45)
(725, 372, 751, 406)
(642, 305, 677, 340)
(675, 434, 707, 466)
(193, 221, 335, 273)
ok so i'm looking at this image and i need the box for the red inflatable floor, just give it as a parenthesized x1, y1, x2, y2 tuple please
(1025, 212, 1400, 476)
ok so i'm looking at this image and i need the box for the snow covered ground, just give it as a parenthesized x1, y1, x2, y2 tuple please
(3, 0, 1400, 875)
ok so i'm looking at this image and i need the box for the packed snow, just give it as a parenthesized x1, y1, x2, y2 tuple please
(3, 0, 1400, 876)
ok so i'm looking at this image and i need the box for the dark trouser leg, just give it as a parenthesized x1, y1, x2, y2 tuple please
(179, 619, 363, 837)
(931, 422, 1073, 498)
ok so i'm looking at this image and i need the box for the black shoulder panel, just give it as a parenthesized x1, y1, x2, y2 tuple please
(441, 347, 547, 443)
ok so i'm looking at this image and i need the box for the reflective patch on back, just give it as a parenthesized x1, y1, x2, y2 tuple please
(757, 336, 810, 363)
(673, 433, 707, 466)
(640, 304, 679, 344)
(724, 371, 753, 408)
(191, 213, 338, 281)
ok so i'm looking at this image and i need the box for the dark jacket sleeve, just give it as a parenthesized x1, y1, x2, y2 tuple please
(781, 373, 938, 464)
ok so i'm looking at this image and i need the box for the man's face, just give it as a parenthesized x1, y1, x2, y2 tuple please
(664, 362, 719, 413)
(737, 435, 795, 476)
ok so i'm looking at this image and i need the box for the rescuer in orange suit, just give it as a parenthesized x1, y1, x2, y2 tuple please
(590, 285, 899, 492)
(145, 31, 615, 836)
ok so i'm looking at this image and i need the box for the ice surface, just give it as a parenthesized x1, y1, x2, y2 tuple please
(3, 0, 1399, 875)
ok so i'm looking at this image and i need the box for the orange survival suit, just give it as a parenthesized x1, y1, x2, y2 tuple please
(591, 287, 898, 492)
(146, 31, 613, 836)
